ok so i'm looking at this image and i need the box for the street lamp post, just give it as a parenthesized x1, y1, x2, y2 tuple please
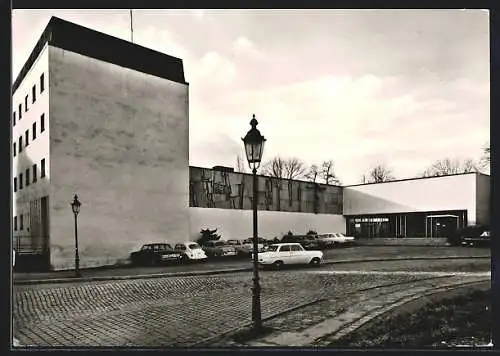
(71, 194, 82, 277)
(242, 114, 266, 331)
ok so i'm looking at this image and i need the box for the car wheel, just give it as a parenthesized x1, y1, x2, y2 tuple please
(309, 257, 321, 267)
(273, 260, 284, 270)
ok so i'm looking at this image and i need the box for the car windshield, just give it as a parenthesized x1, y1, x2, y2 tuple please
(265, 245, 279, 252)
(189, 244, 201, 249)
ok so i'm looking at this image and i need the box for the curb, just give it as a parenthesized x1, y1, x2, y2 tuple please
(14, 255, 490, 286)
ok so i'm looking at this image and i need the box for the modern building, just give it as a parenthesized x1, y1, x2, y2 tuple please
(12, 17, 490, 271)
(12, 17, 190, 271)
(343, 172, 490, 239)
(189, 168, 490, 241)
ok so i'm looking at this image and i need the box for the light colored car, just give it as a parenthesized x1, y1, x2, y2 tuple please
(257, 243, 323, 269)
(225, 239, 251, 256)
(174, 242, 208, 262)
(201, 240, 238, 258)
(318, 233, 355, 247)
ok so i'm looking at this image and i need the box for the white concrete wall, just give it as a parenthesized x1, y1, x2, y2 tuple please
(12, 43, 51, 244)
(48, 46, 189, 270)
(343, 173, 477, 224)
(189, 207, 346, 241)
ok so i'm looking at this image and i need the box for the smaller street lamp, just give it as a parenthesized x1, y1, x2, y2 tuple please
(242, 114, 266, 331)
(71, 194, 82, 277)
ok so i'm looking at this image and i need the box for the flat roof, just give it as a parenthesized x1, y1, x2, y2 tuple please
(344, 171, 490, 188)
(13, 16, 187, 94)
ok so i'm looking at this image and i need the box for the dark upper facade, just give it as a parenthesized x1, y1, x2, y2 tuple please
(13, 16, 187, 94)
(189, 166, 343, 215)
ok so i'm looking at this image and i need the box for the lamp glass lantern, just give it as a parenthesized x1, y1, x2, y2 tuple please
(71, 194, 81, 215)
(242, 115, 266, 170)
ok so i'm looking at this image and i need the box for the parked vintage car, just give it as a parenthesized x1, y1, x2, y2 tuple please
(317, 233, 356, 248)
(225, 239, 252, 257)
(130, 243, 183, 266)
(281, 234, 322, 250)
(461, 230, 491, 247)
(242, 238, 266, 253)
(173, 242, 208, 262)
(257, 243, 323, 269)
(201, 240, 238, 258)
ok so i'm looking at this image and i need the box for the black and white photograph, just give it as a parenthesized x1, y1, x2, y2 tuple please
(11, 8, 492, 349)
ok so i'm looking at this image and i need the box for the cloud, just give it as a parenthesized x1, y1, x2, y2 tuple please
(232, 36, 264, 60)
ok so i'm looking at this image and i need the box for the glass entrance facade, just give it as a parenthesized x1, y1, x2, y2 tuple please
(346, 210, 468, 238)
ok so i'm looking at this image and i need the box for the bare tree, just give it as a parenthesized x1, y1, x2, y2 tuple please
(480, 142, 490, 171)
(420, 158, 477, 177)
(262, 156, 286, 178)
(321, 160, 341, 185)
(362, 164, 395, 183)
(304, 164, 320, 183)
(283, 157, 306, 180)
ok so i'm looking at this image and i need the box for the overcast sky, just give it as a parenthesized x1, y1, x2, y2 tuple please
(12, 9, 490, 184)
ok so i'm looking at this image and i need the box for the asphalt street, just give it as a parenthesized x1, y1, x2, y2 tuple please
(13, 255, 490, 347)
(14, 245, 490, 282)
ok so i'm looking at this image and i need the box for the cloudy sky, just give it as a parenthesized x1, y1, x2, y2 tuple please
(12, 9, 490, 184)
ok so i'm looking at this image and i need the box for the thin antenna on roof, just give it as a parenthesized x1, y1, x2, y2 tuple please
(130, 10, 134, 43)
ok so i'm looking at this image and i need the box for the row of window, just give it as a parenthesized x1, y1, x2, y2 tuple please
(13, 159, 46, 192)
(13, 114, 45, 157)
(13, 73, 45, 127)
(13, 215, 24, 231)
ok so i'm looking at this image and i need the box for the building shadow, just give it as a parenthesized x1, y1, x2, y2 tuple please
(14, 147, 51, 272)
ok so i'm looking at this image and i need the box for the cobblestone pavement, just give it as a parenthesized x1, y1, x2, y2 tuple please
(14, 245, 489, 282)
(209, 274, 490, 347)
(13, 258, 491, 347)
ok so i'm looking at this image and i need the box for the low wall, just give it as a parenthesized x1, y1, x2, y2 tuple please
(355, 238, 449, 247)
(189, 207, 346, 241)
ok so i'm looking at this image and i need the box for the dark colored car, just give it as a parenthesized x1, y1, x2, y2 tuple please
(281, 235, 322, 250)
(461, 230, 491, 247)
(130, 243, 183, 266)
(447, 226, 490, 247)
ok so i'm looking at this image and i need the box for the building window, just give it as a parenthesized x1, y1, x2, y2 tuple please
(25, 130, 29, 147)
(18, 136, 23, 153)
(25, 95, 28, 112)
(25, 168, 30, 187)
(20, 214, 24, 230)
(19, 173, 23, 190)
(13, 112, 16, 126)
(13, 142, 16, 157)
(18, 104, 22, 119)
(14, 216, 17, 231)
(40, 73, 45, 93)
(40, 114, 45, 133)
(14, 177, 17, 192)
(33, 164, 37, 183)
(32, 122, 37, 140)
(41, 158, 46, 178)
(32, 85, 36, 103)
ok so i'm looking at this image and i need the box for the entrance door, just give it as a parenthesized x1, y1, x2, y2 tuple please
(40, 196, 50, 263)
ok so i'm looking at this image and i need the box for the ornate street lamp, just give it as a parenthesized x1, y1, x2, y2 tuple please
(242, 114, 266, 331)
(70, 194, 82, 277)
